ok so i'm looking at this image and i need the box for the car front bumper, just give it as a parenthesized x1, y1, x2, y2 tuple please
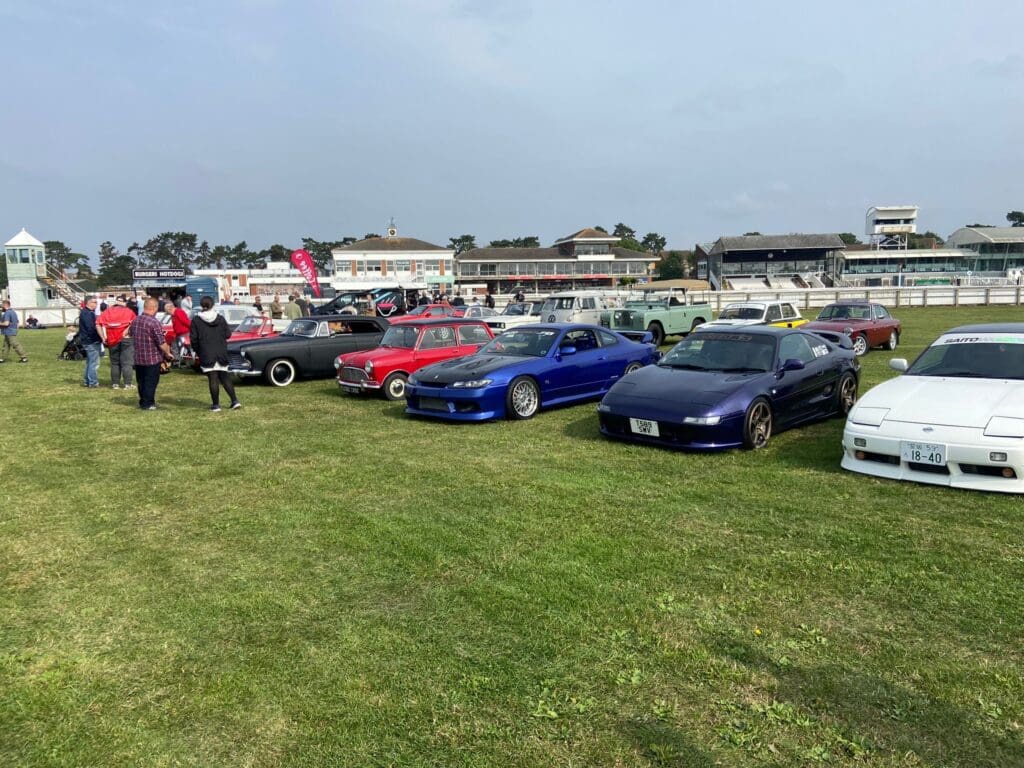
(841, 422, 1024, 493)
(404, 383, 506, 421)
(598, 409, 745, 450)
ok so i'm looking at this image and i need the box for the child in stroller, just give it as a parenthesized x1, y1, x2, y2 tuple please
(59, 326, 86, 361)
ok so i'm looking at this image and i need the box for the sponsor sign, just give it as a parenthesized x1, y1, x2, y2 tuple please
(290, 249, 322, 298)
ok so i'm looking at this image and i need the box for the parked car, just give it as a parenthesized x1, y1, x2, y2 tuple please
(404, 323, 659, 421)
(337, 318, 494, 400)
(228, 315, 291, 342)
(458, 305, 497, 319)
(389, 304, 460, 323)
(802, 300, 901, 356)
(598, 288, 712, 345)
(228, 315, 389, 386)
(196, 304, 258, 332)
(702, 301, 806, 330)
(485, 301, 544, 331)
(842, 323, 1024, 493)
(599, 326, 859, 450)
(539, 291, 625, 325)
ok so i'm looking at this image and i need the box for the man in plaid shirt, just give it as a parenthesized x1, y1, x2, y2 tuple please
(130, 297, 174, 410)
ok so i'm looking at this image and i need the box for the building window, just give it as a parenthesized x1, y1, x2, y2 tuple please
(479, 264, 497, 277)
(425, 260, 440, 273)
(395, 260, 410, 272)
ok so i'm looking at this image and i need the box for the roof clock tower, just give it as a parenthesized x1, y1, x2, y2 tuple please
(386, 217, 398, 238)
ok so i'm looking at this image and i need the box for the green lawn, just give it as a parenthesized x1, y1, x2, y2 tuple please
(1, 306, 1022, 767)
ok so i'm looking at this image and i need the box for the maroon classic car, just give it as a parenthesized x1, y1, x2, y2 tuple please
(335, 318, 494, 400)
(802, 300, 901, 356)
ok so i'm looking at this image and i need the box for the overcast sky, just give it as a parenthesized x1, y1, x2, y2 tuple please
(2, 0, 1022, 258)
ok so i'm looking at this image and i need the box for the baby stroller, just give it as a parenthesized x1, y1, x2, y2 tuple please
(58, 330, 86, 361)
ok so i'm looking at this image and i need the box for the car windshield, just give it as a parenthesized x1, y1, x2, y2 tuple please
(380, 326, 419, 349)
(541, 297, 575, 312)
(480, 328, 558, 357)
(906, 333, 1024, 379)
(658, 333, 776, 372)
(817, 304, 871, 321)
(502, 303, 529, 316)
(234, 316, 263, 333)
(282, 320, 318, 338)
(719, 305, 764, 320)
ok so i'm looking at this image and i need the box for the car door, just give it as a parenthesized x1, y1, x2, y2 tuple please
(870, 304, 892, 345)
(553, 328, 605, 398)
(771, 332, 832, 426)
(319, 318, 384, 374)
(414, 325, 460, 369)
(596, 329, 630, 388)
(765, 304, 783, 326)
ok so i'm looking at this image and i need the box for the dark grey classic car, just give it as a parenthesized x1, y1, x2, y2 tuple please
(228, 315, 389, 386)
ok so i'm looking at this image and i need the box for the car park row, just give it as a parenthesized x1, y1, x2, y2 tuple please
(195, 293, 1023, 494)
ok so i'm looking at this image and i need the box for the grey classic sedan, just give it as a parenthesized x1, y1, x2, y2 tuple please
(228, 315, 389, 386)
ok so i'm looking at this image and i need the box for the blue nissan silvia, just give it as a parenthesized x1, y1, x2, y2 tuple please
(404, 323, 660, 421)
(598, 326, 859, 449)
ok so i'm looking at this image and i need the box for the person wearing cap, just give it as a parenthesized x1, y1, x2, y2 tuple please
(97, 295, 136, 389)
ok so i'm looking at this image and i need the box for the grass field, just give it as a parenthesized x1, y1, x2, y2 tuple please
(1, 306, 1022, 767)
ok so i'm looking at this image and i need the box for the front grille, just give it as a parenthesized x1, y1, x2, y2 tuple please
(860, 451, 900, 465)
(908, 462, 950, 475)
(341, 367, 368, 383)
(612, 310, 641, 330)
(228, 352, 248, 369)
(415, 380, 447, 388)
(600, 414, 700, 444)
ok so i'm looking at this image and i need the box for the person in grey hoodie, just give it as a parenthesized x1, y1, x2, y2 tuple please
(189, 296, 240, 412)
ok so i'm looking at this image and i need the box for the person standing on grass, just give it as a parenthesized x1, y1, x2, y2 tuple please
(96, 295, 135, 389)
(284, 294, 303, 320)
(130, 297, 173, 411)
(189, 296, 240, 412)
(77, 297, 102, 386)
(0, 300, 29, 364)
(270, 294, 283, 319)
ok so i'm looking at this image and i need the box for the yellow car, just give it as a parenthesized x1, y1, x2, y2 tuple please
(703, 300, 808, 329)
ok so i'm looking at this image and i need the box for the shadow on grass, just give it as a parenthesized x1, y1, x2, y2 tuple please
(702, 631, 1023, 767)
(620, 719, 716, 767)
(561, 411, 605, 442)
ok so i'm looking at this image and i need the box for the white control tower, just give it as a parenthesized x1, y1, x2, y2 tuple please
(865, 205, 918, 250)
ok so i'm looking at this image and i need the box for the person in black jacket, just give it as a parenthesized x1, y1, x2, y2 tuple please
(190, 296, 240, 412)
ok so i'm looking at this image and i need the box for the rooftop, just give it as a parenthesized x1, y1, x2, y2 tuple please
(335, 236, 449, 253)
(710, 233, 845, 253)
(5, 228, 44, 248)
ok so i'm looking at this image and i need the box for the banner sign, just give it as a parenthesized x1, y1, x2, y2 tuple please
(290, 249, 322, 297)
(132, 268, 186, 280)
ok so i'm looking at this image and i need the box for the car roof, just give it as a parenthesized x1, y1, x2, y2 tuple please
(943, 323, 1024, 335)
(695, 325, 798, 337)
(395, 317, 489, 327)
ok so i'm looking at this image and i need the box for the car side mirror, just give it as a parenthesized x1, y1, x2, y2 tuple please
(559, 345, 577, 356)
(889, 358, 908, 372)
(781, 358, 805, 372)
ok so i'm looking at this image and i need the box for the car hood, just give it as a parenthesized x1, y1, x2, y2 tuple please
(803, 320, 864, 332)
(603, 364, 766, 416)
(704, 318, 763, 327)
(415, 353, 530, 384)
(229, 334, 309, 353)
(856, 376, 1024, 427)
(339, 346, 411, 367)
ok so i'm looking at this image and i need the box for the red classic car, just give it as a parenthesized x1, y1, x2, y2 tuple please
(388, 304, 463, 324)
(228, 315, 289, 342)
(336, 318, 494, 400)
(802, 300, 901, 356)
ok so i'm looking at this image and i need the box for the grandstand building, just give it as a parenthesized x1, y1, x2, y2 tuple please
(703, 233, 845, 291)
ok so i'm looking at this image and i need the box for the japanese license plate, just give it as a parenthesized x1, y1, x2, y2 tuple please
(629, 418, 660, 437)
(420, 397, 449, 412)
(900, 441, 946, 466)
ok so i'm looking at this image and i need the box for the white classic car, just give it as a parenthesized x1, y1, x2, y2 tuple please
(484, 301, 544, 331)
(841, 324, 1024, 493)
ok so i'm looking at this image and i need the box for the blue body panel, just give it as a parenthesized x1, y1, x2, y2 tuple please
(405, 323, 659, 422)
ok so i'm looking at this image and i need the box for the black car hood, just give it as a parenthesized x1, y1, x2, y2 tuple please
(416, 354, 530, 384)
(228, 334, 311, 353)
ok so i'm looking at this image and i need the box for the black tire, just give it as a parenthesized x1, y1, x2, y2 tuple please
(886, 331, 899, 351)
(647, 322, 665, 346)
(624, 362, 643, 376)
(690, 317, 705, 333)
(835, 371, 858, 416)
(266, 358, 296, 387)
(382, 372, 408, 401)
(851, 334, 869, 357)
(505, 376, 540, 420)
(742, 397, 773, 450)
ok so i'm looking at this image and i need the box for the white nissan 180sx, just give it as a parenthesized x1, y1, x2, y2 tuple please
(842, 324, 1024, 493)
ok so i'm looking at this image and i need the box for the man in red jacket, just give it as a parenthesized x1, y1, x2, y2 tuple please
(96, 295, 136, 389)
(170, 301, 192, 358)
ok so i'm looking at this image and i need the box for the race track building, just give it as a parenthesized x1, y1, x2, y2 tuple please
(330, 227, 454, 293)
(704, 233, 845, 290)
(456, 228, 657, 293)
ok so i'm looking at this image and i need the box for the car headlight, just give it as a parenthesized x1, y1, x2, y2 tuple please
(452, 379, 493, 388)
(240, 349, 248, 358)
(984, 416, 1024, 438)
(683, 415, 721, 425)
(334, 357, 344, 370)
(597, 402, 612, 413)
(850, 407, 888, 426)
(364, 360, 373, 373)
(843, 326, 854, 336)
